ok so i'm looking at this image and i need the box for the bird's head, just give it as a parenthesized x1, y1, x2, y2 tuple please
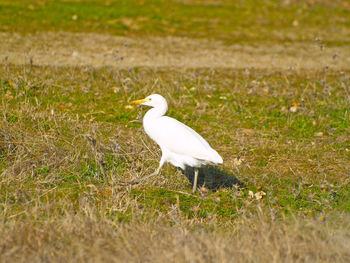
(130, 94, 167, 108)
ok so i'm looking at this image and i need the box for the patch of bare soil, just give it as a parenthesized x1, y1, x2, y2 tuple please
(1, 32, 349, 69)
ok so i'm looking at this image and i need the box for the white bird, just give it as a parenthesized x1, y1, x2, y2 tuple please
(130, 94, 223, 193)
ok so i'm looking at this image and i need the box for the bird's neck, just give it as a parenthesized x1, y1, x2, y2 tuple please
(144, 105, 168, 122)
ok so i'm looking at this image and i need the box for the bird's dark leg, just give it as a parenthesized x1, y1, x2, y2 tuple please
(192, 168, 199, 193)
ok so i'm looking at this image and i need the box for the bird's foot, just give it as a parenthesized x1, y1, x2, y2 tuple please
(117, 171, 159, 186)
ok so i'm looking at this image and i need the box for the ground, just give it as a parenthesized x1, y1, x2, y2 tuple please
(0, 0, 350, 262)
(2, 32, 350, 69)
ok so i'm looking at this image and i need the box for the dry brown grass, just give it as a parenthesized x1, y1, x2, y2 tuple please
(1, 0, 350, 259)
(0, 54, 349, 261)
(1, 32, 350, 70)
(1, 207, 350, 262)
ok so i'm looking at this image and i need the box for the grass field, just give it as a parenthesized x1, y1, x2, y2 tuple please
(1, 0, 350, 262)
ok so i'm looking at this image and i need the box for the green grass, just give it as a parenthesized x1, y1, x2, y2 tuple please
(0, 0, 349, 44)
(1, 1, 350, 260)
(1, 66, 349, 226)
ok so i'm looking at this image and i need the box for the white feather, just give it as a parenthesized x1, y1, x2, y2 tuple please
(139, 94, 223, 170)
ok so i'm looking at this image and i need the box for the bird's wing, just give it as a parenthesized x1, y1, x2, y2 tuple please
(148, 116, 219, 162)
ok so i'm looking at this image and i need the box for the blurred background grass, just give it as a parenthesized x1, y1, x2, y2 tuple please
(1, 0, 349, 44)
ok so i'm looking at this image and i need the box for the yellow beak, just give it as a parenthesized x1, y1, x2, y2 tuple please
(129, 98, 147, 105)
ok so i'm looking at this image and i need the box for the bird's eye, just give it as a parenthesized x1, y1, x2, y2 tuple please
(148, 98, 152, 101)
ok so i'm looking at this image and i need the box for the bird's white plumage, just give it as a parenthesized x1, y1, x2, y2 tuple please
(144, 116, 221, 169)
(131, 94, 223, 170)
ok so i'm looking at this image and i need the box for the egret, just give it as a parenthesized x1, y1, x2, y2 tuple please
(130, 94, 223, 193)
